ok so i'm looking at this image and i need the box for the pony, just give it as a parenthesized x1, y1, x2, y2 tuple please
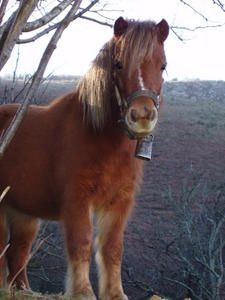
(0, 17, 169, 300)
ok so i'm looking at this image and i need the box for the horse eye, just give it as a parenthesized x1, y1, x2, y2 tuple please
(161, 63, 167, 72)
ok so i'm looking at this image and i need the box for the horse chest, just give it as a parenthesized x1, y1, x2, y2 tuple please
(86, 155, 142, 208)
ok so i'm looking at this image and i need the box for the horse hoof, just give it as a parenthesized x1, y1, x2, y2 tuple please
(73, 291, 97, 300)
(100, 294, 128, 300)
(113, 295, 128, 300)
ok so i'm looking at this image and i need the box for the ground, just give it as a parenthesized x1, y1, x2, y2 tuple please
(0, 79, 225, 300)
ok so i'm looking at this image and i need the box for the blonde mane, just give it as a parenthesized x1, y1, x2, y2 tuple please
(77, 19, 157, 130)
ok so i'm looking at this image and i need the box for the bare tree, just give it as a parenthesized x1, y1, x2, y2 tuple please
(172, 0, 225, 40)
(0, 0, 112, 158)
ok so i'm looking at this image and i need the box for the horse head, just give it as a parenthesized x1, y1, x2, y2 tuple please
(112, 17, 169, 139)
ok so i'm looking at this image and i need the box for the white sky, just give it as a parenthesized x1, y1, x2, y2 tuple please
(1, 0, 225, 80)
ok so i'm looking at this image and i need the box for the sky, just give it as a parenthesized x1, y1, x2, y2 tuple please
(1, 0, 225, 80)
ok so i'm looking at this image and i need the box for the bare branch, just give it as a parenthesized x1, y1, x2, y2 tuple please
(171, 23, 225, 32)
(23, 0, 73, 32)
(17, 0, 101, 44)
(0, 0, 82, 159)
(9, 46, 20, 102)
(0, 243, 10, 259)
(80, 15, 112, 27)
(0, 0, 9, 26)
(165, 277, 204, 300)
(170, 22, 225, 42)
(209, 214, 225, 260)
(194, 257, 219, 279)
(0, 10, 17, 41)
(0, 186, 10, 203)
(17, 23, 59, 44)
(0, 0, 39, 71)
(212, 0, 225, 12)
(170, 26, 184, 42)
(179, 0, 209, 21)
(8, 234, 51, 291)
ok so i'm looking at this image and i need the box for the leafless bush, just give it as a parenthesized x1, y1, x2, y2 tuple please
(28, 222, 66, 293)
(163, 174, 225, 300)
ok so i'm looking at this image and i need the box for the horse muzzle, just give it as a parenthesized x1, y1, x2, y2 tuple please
(124, 104, 158, 139)
(115, 87, 160, 140)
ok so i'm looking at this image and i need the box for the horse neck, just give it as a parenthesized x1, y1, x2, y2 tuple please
(51, 90, 139, 167)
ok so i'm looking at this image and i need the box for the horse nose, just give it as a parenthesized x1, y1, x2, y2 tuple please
(130, 106, 156, 122)
(130, 109, 139, 122)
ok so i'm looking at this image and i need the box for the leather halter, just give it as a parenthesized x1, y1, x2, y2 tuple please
(126, 89, 160, 110)
(112, 48, 160, 156)
(112, 49, 160, 139)
(114, 83, 160, 113)
(114, 83, 160, 139)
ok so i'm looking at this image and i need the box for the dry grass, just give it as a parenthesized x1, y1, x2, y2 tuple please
(0, 289, 73, 300)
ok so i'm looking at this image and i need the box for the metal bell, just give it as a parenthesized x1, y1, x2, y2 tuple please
(135, 135, 154, 161)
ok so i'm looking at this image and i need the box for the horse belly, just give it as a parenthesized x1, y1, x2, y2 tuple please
(1, 182, 61, 220)
(0, 159, 62, 220)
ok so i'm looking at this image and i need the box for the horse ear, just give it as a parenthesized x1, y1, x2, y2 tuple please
(156, 19, 169, 42)
(114, 17, 128, 37)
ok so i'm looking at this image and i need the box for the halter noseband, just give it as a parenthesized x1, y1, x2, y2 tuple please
(114, 82, 160, 140)
(114, 83, 160, 112)
(126, 89, 160, 110)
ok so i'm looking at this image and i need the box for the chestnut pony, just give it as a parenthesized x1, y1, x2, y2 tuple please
(0, 17, 169, 300)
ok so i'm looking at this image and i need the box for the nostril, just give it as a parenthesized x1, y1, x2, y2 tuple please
(130, 109, 139, 122)
(146, 109, 156, 121)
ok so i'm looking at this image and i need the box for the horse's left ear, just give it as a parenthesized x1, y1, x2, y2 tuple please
(114, 17, 128, 37)
(156, 19, 169, 42)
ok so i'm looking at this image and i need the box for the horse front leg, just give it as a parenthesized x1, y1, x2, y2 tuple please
(63, 195, 96, 300)
(96, 198, 133, 300)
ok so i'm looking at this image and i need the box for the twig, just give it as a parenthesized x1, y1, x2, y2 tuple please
(171, 23, 225, 32)
(194, 257, 219, 279)
(0, 243, 10, 259)
(170, 27, 185, 42)
(80, 15, 112, 27)
(13, 74, 32, 104)
(165, 277, 204, 300)
(10, 45, 20, 102)
(179, 0, 209, 21)
(8, 234, 51, 290)
(17, 23, 58, 44)
(0, 186, 10, 202)
(212, 0, 225, 12)
(0, 0, 9, 26)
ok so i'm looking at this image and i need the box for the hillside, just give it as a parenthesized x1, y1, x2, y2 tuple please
(0, 78, 225, 299)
